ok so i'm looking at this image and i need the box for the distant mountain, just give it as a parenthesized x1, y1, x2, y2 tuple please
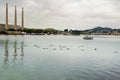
(92, 27, 112, 31)
(66, 26, 120, 35)
(85, 27, 113, 33)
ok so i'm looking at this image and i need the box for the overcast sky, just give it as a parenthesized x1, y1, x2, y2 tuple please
(0, 0, 120, 30)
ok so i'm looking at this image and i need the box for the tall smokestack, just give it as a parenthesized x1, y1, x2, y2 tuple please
(14, 5, 17, 31)
(5, 3, 8, 31)
(21, 7, 24, 31)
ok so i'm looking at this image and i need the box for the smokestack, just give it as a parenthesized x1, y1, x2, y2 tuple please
(21, 7, 24, 31)
(14, 5, 17, 31)
(5, 3, 8, 31)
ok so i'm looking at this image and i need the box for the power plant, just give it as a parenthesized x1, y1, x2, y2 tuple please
(0, 3, 24, 34)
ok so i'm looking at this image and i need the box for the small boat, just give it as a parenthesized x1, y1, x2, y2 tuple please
(83, 36, 93, 40)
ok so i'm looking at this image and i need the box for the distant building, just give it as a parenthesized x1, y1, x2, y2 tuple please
(0, 24, 21, 32)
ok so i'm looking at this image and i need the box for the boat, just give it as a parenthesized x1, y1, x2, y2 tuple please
(83, 36, 93, 40)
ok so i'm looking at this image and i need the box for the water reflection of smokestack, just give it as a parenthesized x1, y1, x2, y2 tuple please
(20, 41, 24, 60)
(4, 40, 9, 64)
(13, 40, 17, 62)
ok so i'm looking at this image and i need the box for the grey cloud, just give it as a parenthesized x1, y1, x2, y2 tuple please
(109, 0, 120, 10)
(0, 0, 120, 30)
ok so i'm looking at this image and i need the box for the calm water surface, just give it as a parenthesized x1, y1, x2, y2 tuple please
(0, 35, 120, 80)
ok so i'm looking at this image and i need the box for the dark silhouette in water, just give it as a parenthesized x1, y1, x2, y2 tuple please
(114, 51, 118, 53)
(4, 40, 9, 65)
(34, 45, 39, 48)
(66, 48, 70, 50)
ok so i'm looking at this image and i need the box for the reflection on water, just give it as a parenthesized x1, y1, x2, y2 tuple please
(3, 37, 24, 65)
(4, 39, 9, 65)
(21, 41, 24, 61)
(13, 39, 17, 62)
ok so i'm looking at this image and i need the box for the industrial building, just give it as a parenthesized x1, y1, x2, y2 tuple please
(0, 3, 24, 34)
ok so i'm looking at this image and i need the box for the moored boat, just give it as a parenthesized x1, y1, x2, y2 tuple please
(83, 36, 93, 40)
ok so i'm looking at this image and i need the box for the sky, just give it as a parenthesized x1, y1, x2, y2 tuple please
(0, 0, 120, 30)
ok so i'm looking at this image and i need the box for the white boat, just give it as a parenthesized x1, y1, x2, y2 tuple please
(83, 36, 93, 40)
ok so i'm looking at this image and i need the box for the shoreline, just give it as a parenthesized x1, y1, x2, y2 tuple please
(0, 34, 120, 38)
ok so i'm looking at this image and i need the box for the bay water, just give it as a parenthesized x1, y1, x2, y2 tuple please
(0, 35, 120, 80)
